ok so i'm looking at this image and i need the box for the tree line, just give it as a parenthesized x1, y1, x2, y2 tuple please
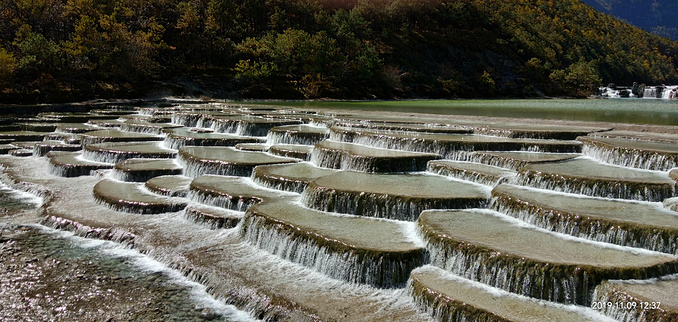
(1, 0, 677, 103)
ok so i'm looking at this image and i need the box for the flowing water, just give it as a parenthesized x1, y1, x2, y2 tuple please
(0, 184, 253, 321)
(1, 99, 677, 321)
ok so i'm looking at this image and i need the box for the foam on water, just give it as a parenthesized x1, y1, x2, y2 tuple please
(266, 124, 329, 145)
(235, 219, 426, 297)
(415, 171, 495, 198)
(411, 265, 617, 322)
(491, 186, 678, 254)
(582, 144, 678, 171)
(397, 221, 428, 248)
(73, 153, 111, 164)
(467, 208, 669, 256)
(131, 212, 428, 320)
(182, 202, 244, 230)
(240, 198, 427, 288)
(517, 156, 675, 202)
(31, 225, 257, 321)
(0, 164, 53, 199)
(0, 180, 43, 206)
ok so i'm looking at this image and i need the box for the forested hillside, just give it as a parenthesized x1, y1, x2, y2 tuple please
(1, 0, 677, 102)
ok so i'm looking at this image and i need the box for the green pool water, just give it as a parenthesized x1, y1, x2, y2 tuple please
(253, 99, 678, 125)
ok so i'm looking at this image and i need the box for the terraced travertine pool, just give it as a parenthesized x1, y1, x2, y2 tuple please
(1, 102, 677, 321)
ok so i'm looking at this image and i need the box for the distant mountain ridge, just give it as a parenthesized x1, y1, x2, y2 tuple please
(583, 0, 678, 40)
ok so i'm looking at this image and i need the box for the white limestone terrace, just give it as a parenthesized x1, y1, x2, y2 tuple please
(1, 103, 678, 321)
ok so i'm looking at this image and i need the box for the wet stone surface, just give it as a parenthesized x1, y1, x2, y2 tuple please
(463, 151, 581, 171)
(0, 131, 50, 142)
(473, 123, 609, 140)
(81, 129, 164, 146)
(189, 175, 294, 211)
(144, 175, 193, 197)
(185, 204, 243, 229)
(84, 142, 177, 164)
(311, 140, 441, 173)
(427, 160, 516, 186)
(579, 135, 678, 171)
(242, 198, 427, 288)
(268, 144, 313, 160)
(266, 124, 330, 145)
(588, 130, 678, 143)
(592, 278, 678, 321)
(179, 146, 298, 177)
(114, 158, 183, 182)
(519, 157, 676, 201)
(330, 126, 584, 157)
(252, 162, 338, 193)
(47, 151, 114, 177)
(418, 209, 678, 305)
(493, 184, 678, 254)
(0, 226, 238, 321)
(33, 141, 82, 156)
(409, 266, 610, 322)
(303, 171, 490, 221)
(164, 127, 263, 149)
(93, 179, 187, 214)
(333, 121, 473, 134)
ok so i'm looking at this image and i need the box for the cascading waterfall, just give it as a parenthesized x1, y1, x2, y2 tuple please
(640, 85, 678, 99)
(407, 265, 616, 322)
(329, 128, 459, 157)
(176, 148, 266, 178)
(171, 113, 204, 127)
(251, 174, 306, 194)
(164, 136, 185, 150)
(426, 161, 516, 186)
(179, 159, 252, 178)
(591, 282, 652, 322)
(47, 152, 114, 177)
(82, 149, 175, 165)
(309, 145, 344, 169)
(40, 215, 137, 247)
(644, 87, 659, 98)
(119, 123, 166, 135)
(301, 184, 487, 222)
(420, 223, 593, 305)
(266, 126, 329, 145)
(330, 128, 575, 160)
(186, 190, 262, 212)
(212, 118, 240, 134)
(309, 140, 440, 173)
(183, 206, 242, 230)
(582, 143, 678, 172)
(516, 170, 675, 202)
(458, 152, 540, 171)
(407, 278, 472, 322)
(33, 143, 81, 157)
(491, 196, 678, 255)
(239, 213, 426, 288)
(310, 148, 424, 172)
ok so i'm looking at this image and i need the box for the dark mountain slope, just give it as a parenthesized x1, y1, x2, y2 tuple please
(583, 0, 678, 40)
(0, 0, 676, 102)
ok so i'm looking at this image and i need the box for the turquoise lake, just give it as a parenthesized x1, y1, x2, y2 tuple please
(255, 98, 678, 125)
